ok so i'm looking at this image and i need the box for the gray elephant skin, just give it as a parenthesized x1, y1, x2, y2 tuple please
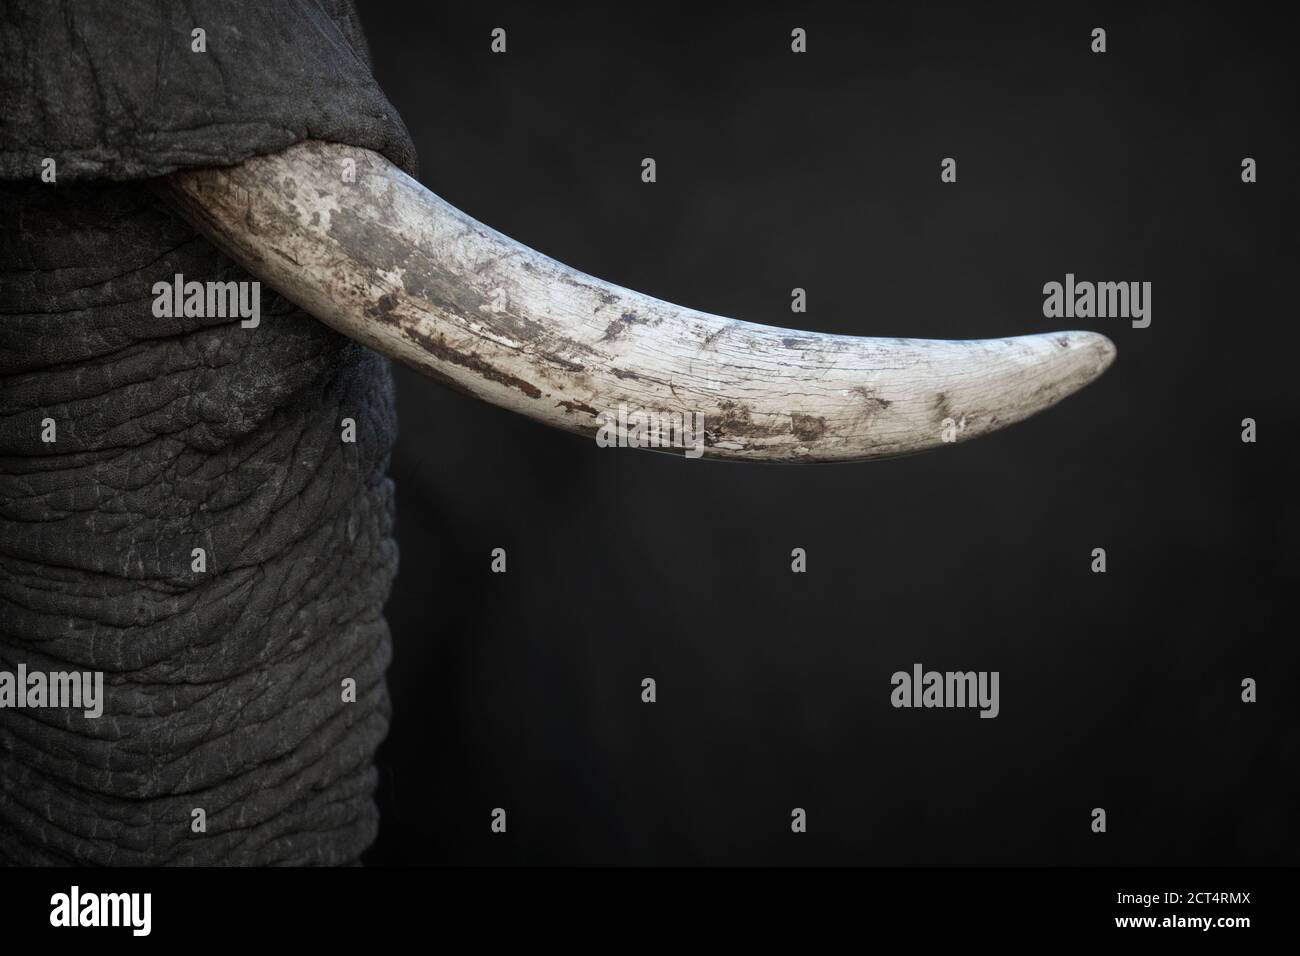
(0, 0, 413, 865)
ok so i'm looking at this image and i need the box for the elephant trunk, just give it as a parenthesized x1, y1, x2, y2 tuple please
(0, 180, 397, 865)
(0, 0, 414, 865)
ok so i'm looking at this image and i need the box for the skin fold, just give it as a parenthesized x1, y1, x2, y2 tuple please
(0, 0, 409, 864)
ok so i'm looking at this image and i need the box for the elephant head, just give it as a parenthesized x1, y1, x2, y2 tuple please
(0, 0, 1114, 864)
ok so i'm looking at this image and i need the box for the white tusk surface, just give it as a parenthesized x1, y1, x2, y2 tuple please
(162, 140, 1116, 462)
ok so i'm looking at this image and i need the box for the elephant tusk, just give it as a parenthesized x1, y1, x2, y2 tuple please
(159, 140, 1116, 462)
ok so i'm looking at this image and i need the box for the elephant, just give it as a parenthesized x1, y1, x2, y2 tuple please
(0, 0, 1114, 865)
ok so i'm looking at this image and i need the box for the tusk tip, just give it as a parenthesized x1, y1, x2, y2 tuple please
(1066, 329, 1118, 383)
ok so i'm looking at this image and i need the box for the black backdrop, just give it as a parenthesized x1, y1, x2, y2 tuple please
(357, 1, 1297, 865)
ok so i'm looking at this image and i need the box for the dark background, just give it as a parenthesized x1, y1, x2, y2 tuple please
(357, 1, 1298, 864)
